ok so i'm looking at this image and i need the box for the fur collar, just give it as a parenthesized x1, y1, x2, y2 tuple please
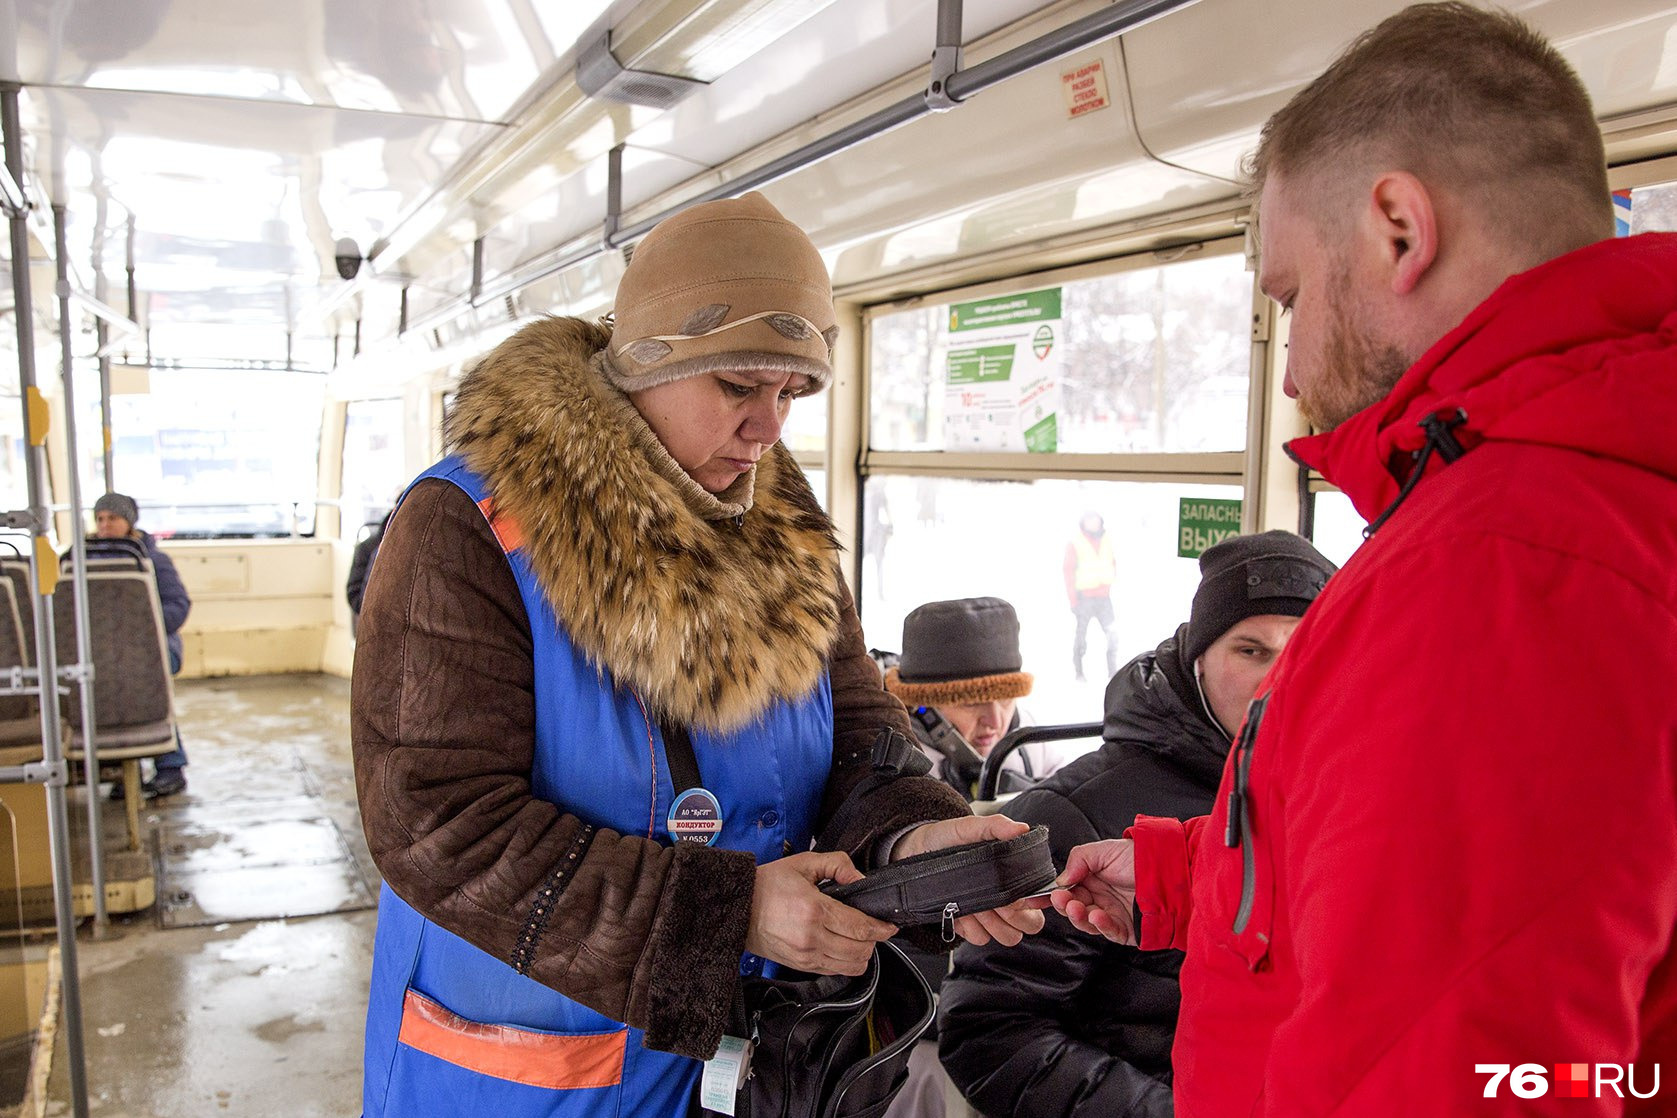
(444, 317, 840, 732)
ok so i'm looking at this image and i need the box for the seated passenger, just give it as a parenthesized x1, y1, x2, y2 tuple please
(92, 492, 192, 799)
(880, 595, 1078, 1118)
(937, 532, 1334, 1117)
(884, 596, 1074, 801)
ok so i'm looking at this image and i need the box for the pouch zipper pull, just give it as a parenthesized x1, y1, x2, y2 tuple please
(941, 902, 959, 943)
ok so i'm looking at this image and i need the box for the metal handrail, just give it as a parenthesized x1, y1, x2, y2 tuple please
(404, 0, 1203, 340)
(976, 721, 1103, 803)
(2, 79, 91, 1118)
(55, 202, 108, 931)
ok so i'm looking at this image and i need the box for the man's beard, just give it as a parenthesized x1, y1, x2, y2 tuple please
(1299, 280, 1412, 431)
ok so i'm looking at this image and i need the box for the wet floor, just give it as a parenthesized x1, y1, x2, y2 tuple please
(42, 674, 377, 1117)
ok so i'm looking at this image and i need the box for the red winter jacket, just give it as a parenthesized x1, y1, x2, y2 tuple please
(1128, 233, 1677, 1116)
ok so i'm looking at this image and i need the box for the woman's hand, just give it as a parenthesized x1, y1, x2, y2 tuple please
(744, 850, 898, 975)
(892, 815, 1048, 947)
(1051, 838, 1137, 944)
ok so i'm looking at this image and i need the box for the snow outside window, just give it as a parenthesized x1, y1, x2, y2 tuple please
(860, 474, 1243, 729)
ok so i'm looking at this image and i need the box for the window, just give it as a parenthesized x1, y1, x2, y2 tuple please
(800, 467, 827, 513)
(869, 252, 1251, 454)
(1309, 489, 1367, 569)
(1616, 180, 1677, 235)
(858, 242, 1252, 731)
(109, 368, 325, 538)
(0, 390, 27, 520)
(341, 398, 408, 537)
(783, 375, 829, 506)
(781, 388, 828, 457)
(860, 475, 1243, 727)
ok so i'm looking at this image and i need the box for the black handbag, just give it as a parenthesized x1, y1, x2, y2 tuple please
(668, 725, 1028, 1117)
(697, 939, 934, 1118)
(659, 721, 936, 1118)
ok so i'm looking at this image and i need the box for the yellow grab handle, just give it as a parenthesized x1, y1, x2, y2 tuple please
(25, 387, 49, 447)
(34, 536, 57, 596)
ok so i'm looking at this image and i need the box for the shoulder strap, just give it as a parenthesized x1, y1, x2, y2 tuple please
(908, 706, 983, 785)
(660, 719, 703, 794)
(814, 728, 932, 851)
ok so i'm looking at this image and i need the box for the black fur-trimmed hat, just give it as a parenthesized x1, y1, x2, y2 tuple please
(884, 597, 1033, 708)
(1183, 530, 1337, 664)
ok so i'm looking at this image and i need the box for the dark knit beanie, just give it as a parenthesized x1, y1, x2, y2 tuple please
(884, 597, 1034, 707)
(1184, 531, 1337, 664)
(94, 492, 139, 526)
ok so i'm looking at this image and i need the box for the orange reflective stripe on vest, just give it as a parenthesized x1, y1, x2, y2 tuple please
(475, 497, 526, 554)
(397, 990, 627, 1091)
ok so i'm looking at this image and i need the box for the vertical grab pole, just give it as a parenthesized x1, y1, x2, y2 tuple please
(2, 82, 92, 1118)
(97, 279, 114, 491)
(55, 202, 108, 931)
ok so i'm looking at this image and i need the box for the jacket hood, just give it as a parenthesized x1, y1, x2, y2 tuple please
(443, 316, 841, 733)
(1290, 233, 1677, 524)
(1100, 625, 1230, 788)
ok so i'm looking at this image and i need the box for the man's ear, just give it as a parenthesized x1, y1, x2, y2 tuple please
(1365, 172, 1437, 296)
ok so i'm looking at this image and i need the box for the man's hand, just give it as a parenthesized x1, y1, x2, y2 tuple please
(1051, 838, 1137, 944)
(894, 815, 1048, 946)
(745, 851, 897, 975)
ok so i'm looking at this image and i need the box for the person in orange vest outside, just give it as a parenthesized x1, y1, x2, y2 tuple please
(1063, 511, 1118, 682)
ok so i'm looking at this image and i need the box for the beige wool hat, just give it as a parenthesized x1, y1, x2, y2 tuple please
(598, 192, 838, 394)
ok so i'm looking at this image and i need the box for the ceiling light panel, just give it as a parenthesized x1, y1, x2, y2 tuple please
(614, 0, 844, 84)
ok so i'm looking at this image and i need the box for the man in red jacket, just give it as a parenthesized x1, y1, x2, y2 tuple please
(1052, 4, 1677, 1115)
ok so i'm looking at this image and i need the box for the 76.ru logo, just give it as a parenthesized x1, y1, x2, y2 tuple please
(1475, 1063, 1661, 1099)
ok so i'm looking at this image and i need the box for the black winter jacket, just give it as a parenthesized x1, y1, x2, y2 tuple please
(938, 626, 1229, 1118)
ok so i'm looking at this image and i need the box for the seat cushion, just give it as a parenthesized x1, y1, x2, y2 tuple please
(65, 721, 177, 757)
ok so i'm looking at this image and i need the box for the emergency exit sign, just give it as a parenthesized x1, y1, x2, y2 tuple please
(1178, 498, 1243, 558)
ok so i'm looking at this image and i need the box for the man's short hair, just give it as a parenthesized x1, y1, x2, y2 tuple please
(1247, 2, 1611, 257)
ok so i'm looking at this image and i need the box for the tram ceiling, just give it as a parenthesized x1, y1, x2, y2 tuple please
(1, 0, 1676, 373)
(373, 0, 1677, 359)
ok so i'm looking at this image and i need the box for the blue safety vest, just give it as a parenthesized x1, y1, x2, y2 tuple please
(362, 456, 834, 1117)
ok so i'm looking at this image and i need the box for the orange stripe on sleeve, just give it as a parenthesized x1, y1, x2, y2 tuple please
(397, 990, 627, 1091)
(474, 497, 526, 554)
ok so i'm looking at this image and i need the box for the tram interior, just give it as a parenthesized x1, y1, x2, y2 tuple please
(1, 0, 1675, 1113)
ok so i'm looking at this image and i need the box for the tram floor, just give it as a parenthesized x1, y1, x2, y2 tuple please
(42, 673, 377, 1118)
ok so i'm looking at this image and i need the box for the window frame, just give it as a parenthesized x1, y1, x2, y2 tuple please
(857, 234, 1252, 485)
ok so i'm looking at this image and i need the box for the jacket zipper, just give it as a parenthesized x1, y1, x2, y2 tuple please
(1224, 693, 1270, 934)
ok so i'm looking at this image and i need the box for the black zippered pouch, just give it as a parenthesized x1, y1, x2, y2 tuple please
(823, 826, 1055, 941)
